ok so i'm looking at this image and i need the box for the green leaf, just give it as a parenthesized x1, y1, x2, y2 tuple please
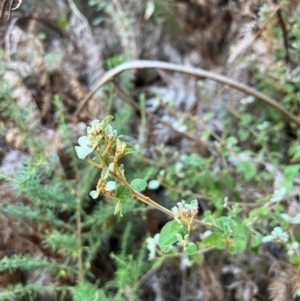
(292, 214, 300, 225)
(123, 143, 135, 156)
(71, 282, 106, 301)
(190, 199, 198, 210)
(239, 113, 252, 126)
(281, 213, 292, 222)
(78, 136, 88, 146)
(290, 254, 300, 265)
(184, 242, 197, 255)
(236, 161, 257, 181)
(249, 206, 269, 219)
(58, 17, 69, 28)
(216, 216, 233, 232)
(75, 146, 93, 159)
(215, 233, 227, 249)
(114, 200, 123, 216)
(116, 185, 131, 200)
(130, 178, 147, 192)
(112, 129, 117, 138)
(228, 245, 238, 254)
(95, 135, 102, 144)
(250, 234, 263, 248)
(279, 180, 293, 193)
(91, 119, 100, 128)
(262, 235, 273, 243)
(105, 124, 113, 134)
(226, 136, 238, 147)
(177, 227, 189, 238)
(101, 168, 109, 180)
(168, 190, 179, 201)
(159, 220, 181, 253)
(204, 210, 211, 218)
(201, 231, 222, 248)
(183, 154, 205, 166)
(89, 190, 99, 199)
(105, 181, 117, 191)
(99, 115, 114, 129)
(203, 210, 214, 223)
(233, 234, 247, 251)
(270, 187, 288, 202)
(239, 129, 250, 142)
(203, 112, 214, 122)
(283, 165, 299, 180)
(294, 288, 300, 298)
(176, 233, 183, 241)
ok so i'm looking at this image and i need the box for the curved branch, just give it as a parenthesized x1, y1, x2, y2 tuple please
(73, 60, 300, 127)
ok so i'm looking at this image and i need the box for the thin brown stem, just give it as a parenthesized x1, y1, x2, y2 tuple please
(101, 140, 113, 157)
(0, 0, 9, 19)
(75, 181, 84, 281)
(109, 168, 216, 228)
(273, 0, 289, 63)
(76, 199, 84, 281)
(85, 156, 103, 169)
(73, 60, 300, 127)
(157, 246, 215, 258)
(95, 150, 107, 168)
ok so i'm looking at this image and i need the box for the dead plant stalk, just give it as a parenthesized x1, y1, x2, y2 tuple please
(73, 60, 300, 127)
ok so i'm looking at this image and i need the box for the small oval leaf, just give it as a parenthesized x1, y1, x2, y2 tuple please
(184, 242, 197, 255)
(159, 220, 181, 252)
(100, 115, 114, 129)
(114, 200, 123, 216)
(130, 178, 147, 192)
(292, 214, 300, 225)
(101, 168, 109, 180)
(75, 146, 93, 159)
(105, 181, 117, 191)
(91, 119, 100, 128)
(78, 136, 88, 146)
(122, 143, 135, 156)
(228, 245, 238, 255)
(90, 190, 99, 199)
(262, 235, 274, 243)
(116, 185, 131, 200)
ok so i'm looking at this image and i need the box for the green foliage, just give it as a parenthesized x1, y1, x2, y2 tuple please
(74, 116, 148, 219)
(0, 95, 148, 300)
(44, 231, 81, 255)
(130, 178, 147, 192)
(0, 283, 60, 301)
(1, 2, 300, 299)
(75, 110, 299, 263)
(106, 225, 148, 300)
(71, 282, 109, 301)
(159, 220, 182, 253)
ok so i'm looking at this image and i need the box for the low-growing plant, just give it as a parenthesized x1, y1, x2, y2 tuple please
(74, 115, 300, 262)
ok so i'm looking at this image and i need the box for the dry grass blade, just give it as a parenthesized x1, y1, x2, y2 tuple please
(0, 0, 22, 20)
(73, 60, 300, 127)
